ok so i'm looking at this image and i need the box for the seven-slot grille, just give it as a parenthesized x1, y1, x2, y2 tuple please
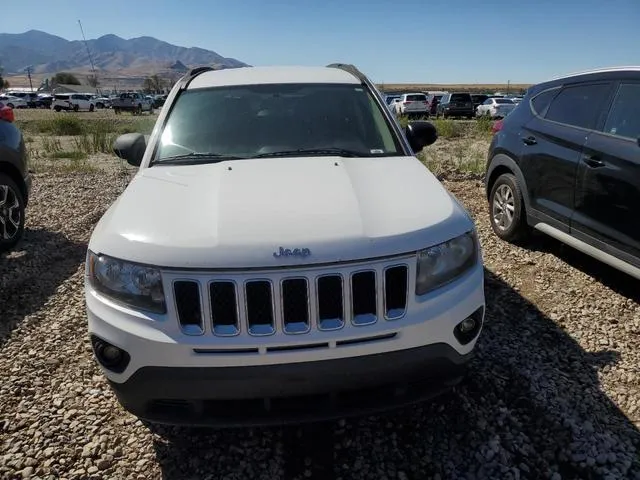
(171, 263, 410, 336)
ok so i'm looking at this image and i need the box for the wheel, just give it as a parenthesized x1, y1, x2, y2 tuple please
(136, 104, 142, 115)
(149, 106, 154, 114)
(7, 103, 14, 109)
(488, 173, 530, 242)
(73, 104, 79, 112)
(114, 108, 120, 115)
(89, 104, 95, 112)
(0, 173, 26, 252)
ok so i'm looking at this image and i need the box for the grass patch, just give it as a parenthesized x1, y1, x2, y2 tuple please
(41, 136, 63, 154)
(16, 114, 157, 136)
(419, 138, 489, 178)
(431, 119, 463, 139)
(474, 115, 494, 137)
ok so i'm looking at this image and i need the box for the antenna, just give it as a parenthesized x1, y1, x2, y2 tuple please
(78, 19, 99, 93)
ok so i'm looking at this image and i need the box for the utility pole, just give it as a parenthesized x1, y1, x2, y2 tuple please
(26, 66, 34, 91)
(78, 19, 99, 94)
(507, 80, 511, 95)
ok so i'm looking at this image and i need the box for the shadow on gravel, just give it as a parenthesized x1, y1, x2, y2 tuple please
(148, 269, 640, 480)
(523, 231, 640, 303)
(0, 228, 85, 348)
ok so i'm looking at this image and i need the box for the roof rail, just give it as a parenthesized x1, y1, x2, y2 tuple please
(178, 66, 216, 90)
(326, 63, 368, 84)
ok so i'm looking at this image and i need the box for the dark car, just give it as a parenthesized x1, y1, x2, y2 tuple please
(36, 95, 53, 109)
(485, 66, 640, 280)
(0, 104, 31, 251)
(437, 92, 474, 119)
(471, 94, 489, 109)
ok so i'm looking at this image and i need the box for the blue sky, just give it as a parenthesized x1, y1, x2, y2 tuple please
(5, 0, 639, 84)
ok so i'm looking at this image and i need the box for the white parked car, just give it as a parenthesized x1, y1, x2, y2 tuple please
(0, 95, 28, 109)
(85, 64, 485, 426)
(392, 92, 430, 116)
(476, 97, 516, 118)
(52, 93, 96, 112)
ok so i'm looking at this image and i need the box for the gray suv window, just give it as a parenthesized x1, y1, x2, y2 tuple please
(530, 87, 559, 117)
(545, 83, 611, 130)
(603, 83, 640, 140)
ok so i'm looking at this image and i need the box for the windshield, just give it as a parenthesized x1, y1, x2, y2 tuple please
(495, 98, 514, 104)
(154, 83, 402, 162)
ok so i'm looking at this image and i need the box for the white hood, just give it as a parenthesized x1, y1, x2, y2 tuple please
(89, 156, 474, 268)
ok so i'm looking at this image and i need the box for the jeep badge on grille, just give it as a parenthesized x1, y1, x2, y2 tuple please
(273, 247, 311, 258)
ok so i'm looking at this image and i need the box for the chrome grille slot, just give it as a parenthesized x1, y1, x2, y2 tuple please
(209, 281, 239, 336)
(173, 281, 203, 335)
(351, 271, 377, 326)
(171, 256, 412, 337)
(245, 280, 275, 336)
(281, 278, 310, 334)
(316, 275, 344, 330)
(384, 266, 408, 319)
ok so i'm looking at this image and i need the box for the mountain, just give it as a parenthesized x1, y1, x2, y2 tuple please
(0, 30, 249, 74)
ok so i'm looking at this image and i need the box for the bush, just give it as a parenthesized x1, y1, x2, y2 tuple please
(431, 119, 462, 139)
(44, 116, 84, 136)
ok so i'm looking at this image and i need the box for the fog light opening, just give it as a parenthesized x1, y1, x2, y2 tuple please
(90, 335, 131, 374)
(102, 345, 123, 365)
(454, 307, 484, 345)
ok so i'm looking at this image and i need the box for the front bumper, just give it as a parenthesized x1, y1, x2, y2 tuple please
(86, 256, 485, 426)
(108, 342, 472, 427)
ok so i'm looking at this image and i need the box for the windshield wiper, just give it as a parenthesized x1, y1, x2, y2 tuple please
(153, 153, 243, 165)
(252, 148, 374, 158)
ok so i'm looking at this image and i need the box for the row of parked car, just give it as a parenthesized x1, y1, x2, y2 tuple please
(0, 90, 168, 113)
(384, 91, 524, 119)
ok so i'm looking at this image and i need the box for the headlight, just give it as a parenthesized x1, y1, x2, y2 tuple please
(86, 251, 166, 313)
(416, 231, 478, 295)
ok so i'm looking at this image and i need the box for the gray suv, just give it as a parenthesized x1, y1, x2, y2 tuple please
(0, 105, 31, 251)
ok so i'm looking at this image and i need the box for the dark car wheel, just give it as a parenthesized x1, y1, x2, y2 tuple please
(0, 173, 26, 251)
(489, 173, 530, 242)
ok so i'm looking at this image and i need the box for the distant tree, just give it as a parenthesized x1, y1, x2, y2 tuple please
(142, 74, 164, 94)
(53, 72, 81, 85)
(87, 74, 100, 88)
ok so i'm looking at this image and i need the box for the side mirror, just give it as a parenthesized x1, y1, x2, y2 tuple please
(405, 121, 438, 153)
(113, 133, 146, 166)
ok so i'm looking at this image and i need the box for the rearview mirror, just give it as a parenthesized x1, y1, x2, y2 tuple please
(113, 133, 147, 166)
(405, 121, 438, 153)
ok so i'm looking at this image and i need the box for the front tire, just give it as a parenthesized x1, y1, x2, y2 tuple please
(488, 173, 530, 242)
(89, 104, 95, 112)
(0, 173, 26, 252)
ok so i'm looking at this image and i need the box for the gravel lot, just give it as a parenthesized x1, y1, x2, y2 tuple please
(1, 152, 639, 479)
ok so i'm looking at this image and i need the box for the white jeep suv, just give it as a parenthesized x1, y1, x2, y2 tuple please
(85, 64, 485, 426)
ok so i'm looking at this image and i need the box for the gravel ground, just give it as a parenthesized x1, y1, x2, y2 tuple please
(1, 163, 639, 480)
